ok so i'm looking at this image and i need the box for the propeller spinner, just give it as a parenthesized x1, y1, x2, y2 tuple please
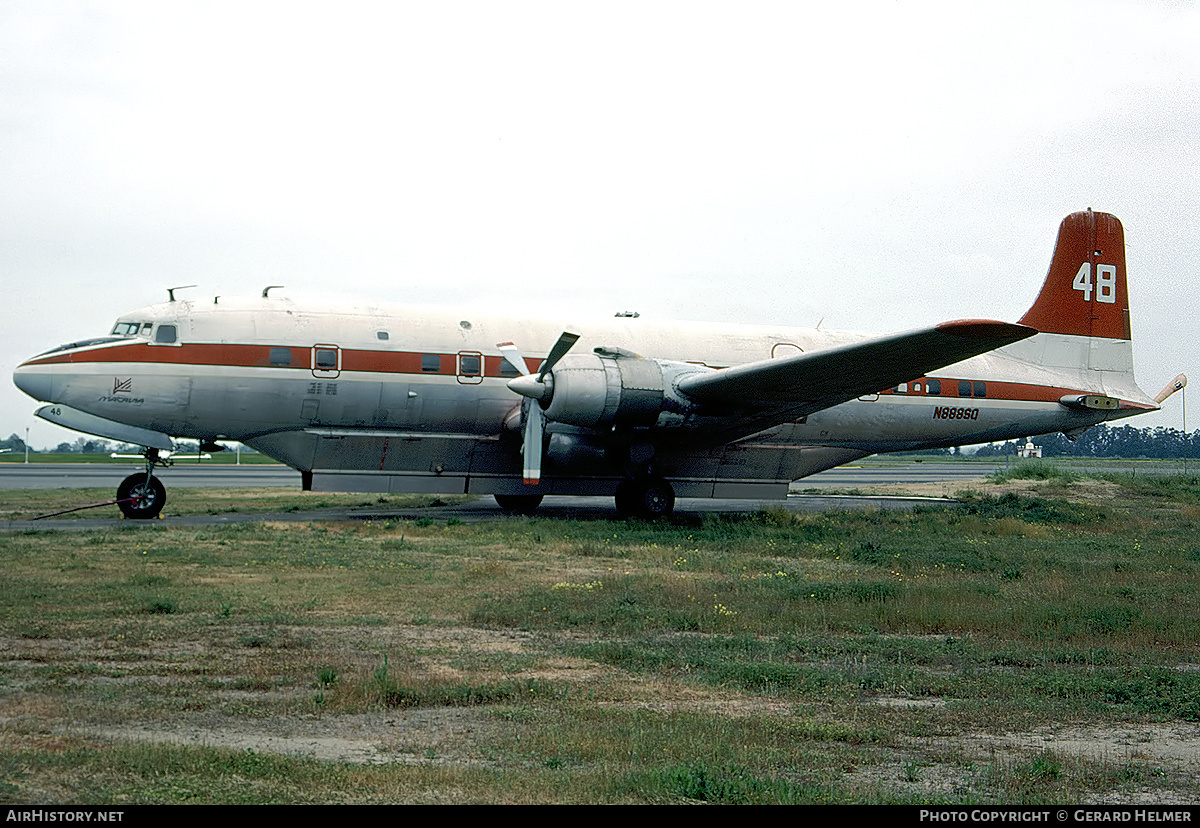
(496, 332, 580, 484)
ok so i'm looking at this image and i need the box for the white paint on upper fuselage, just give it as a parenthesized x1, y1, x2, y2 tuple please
(111, 294, 1156, 407)
(112, 294, 867, 367)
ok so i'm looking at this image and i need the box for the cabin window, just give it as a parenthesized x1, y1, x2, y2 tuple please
(459, 355, 481, 375)
(422, 354, 442, 372)
(958, 380, 971, 397)
(927, 379, 941, 395)
(315, 349, 338, 370)
(270, 347, 292, 366)
(499, 356, 522, 377)
(973, 382, 987, 398)
(155, 324, 177, 344)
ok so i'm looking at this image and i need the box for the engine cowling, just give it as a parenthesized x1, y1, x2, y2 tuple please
(534, 352, 709, 429)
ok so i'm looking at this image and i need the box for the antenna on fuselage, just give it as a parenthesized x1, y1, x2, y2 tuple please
(167, 285, 197, 302)
(262, 285, 285, 298)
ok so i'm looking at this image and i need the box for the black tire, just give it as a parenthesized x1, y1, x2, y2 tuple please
(116, 473, 166, 519)
(615, 477, 675, 520)
(494, 494, 543, 514)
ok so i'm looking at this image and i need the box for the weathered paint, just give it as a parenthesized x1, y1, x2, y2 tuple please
(12, 210, 1167, 501)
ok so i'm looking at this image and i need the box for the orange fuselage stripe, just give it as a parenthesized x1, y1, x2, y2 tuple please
(25, 341, 1116, 406)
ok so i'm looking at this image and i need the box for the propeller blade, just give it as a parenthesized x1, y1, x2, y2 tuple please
(498, 331, 578, 485)
(538, 332, 580, 381)
(523, 403, 544, 485)
(496, 341, 531, 377)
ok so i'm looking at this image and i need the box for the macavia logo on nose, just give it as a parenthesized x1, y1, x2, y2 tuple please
(113, 378, 133, 394)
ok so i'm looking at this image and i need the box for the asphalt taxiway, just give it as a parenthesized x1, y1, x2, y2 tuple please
(0, 460, 987, 531)
(0, 459, 996, 491)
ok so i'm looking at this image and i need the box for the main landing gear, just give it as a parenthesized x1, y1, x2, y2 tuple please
(615, 475, 675, 520)
(116, 448, 169, 519)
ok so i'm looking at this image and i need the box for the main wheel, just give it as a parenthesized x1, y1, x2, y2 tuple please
(614, 477, 675, 520)
(116, 473, 167, 519)
(494, 494, 543, 514)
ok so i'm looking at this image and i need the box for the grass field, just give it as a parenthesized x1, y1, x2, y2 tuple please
(2, 464, 1199, 804)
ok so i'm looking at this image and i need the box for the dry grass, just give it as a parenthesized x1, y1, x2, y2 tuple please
(2, 472, 1200, 803)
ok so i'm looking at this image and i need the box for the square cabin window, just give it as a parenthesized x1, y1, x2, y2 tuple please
(315, 349, 338, 370)
(926, 379, 941, 395)
(422, 354, 442, 373)
(270, 347, 292, 367)
(958, 380, 972, 397)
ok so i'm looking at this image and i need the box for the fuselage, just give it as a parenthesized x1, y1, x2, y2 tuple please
(12, 293, 1157, 498)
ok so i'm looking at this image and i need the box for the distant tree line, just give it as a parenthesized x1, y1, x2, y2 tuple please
(1, 434, 223, 455)
(974, 424, 1198, 459)
(2, 434, 136, 454)
(4, 426, 1192, 460)
(0, 434, 28, 453)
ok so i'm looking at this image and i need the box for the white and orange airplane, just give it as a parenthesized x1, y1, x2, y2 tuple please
(12, 210, 1184, 519)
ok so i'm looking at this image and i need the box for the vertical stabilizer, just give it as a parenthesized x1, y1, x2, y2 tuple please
(1019, 209, 1131, 340)
(1009, 209, 1155, 406)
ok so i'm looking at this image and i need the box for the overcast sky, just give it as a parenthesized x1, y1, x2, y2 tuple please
(2, 0, 1197, 449)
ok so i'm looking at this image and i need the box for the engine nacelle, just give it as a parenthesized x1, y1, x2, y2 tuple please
(540, 352, 708, 429)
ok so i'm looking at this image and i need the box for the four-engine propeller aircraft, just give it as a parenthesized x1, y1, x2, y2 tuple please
(12, 210, 1184, 519)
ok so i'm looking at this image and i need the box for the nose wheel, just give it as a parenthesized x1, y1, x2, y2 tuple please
(115, 447, 170, 519)
(116, 473, 167, 519)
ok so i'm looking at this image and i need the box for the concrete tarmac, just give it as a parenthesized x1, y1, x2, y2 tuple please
(0, 462, 301, 489)
(0, 460, 972, 531)
(0, 492, 956, 532)
(0, 460, 995, 491)
(1, 457, 1185, 530)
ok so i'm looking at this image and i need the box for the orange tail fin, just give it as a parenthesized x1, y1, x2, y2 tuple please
(1019, 209, 1131, 340)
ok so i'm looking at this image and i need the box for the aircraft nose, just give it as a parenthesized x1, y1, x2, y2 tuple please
(12, 360, 56, 403)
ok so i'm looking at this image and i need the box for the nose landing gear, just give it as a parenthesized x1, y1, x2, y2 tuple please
(116, 448, 170, 519)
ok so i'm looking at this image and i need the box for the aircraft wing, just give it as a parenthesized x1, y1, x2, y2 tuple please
(675, 319, 1035, 426)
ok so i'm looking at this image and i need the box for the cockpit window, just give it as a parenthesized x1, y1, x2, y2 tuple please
(111, 321, 155, 337)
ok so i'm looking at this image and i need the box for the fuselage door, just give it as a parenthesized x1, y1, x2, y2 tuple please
(312, 344, 341, 379)
(457, 351, 483, 385)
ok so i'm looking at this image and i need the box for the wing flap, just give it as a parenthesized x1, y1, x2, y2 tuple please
(676, 319, 1035, 416)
